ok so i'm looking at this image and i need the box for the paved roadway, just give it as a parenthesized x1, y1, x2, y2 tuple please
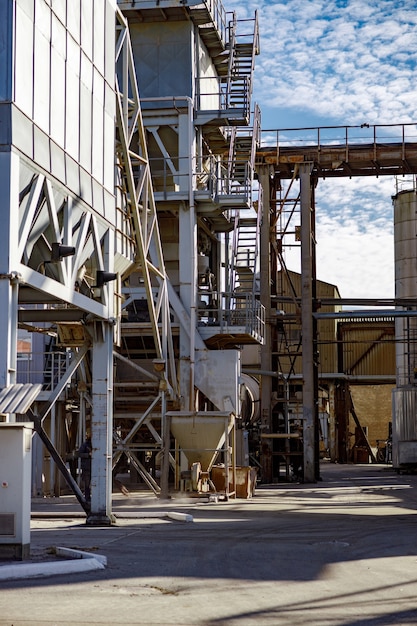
(1, 462, 417, 626)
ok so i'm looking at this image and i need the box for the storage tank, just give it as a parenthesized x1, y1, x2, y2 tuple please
(392, 184, 417, 468)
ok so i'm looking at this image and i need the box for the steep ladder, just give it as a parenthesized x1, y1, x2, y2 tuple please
(231, 215, 260, 294)
(228, 103, 261, 188)
(226, 12, 259, 120)
(213, 11, 259, 123)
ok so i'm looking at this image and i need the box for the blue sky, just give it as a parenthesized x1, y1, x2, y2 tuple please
(224, 0, 417, 299)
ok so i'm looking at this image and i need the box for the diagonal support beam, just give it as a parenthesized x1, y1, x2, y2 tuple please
(30, 410, 90, 514)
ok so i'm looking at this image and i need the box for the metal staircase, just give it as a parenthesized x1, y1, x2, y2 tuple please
(226, 11, 259, 117)
(196, 10, 259, 126)
(228, 102, 261, 189)
(229, 128, 252, 184)
(231, 212, 260, 295)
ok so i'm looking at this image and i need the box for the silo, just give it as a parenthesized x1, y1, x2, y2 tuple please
(392, 185, 417, 468)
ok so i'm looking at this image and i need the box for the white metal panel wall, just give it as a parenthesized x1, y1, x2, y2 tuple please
(198, 34, 220, 110)
(12, 0, 116, 218)
(0, 3, 12, 101)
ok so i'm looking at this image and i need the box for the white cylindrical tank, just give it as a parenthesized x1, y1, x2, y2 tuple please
(393, 187, 417, 468)
(393, 189, 417, 386)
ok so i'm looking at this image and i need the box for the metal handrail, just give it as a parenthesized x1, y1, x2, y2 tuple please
(17, 350, 71, 392)
(148, 155, 252, 202)
(197, 74, 250, 115)
(202, 0, 227, 45)
(260, 122, 417, 151)
(119, 1, 227, 44)
(197, 291, 265, 342)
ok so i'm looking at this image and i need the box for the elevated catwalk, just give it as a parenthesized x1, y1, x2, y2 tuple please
(257, 124, 417, 178)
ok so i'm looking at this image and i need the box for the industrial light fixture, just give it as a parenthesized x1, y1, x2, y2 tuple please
(152, 358, 166, 372)
(95, 270, 118, 288)
(51, 242, 76, 262)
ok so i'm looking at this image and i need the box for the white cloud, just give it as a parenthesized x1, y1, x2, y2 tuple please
(277, 177, 397, 299)
(234, 0, 417, 124)
(223, 0, 417, 300)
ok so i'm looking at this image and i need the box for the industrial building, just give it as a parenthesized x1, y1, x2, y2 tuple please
(0, 0, 416, 558)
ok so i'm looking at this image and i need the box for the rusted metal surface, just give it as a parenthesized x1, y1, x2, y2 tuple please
(257, 124, 417, 179)
(339, 322, 395, 377)
(257, 141, 417, 179)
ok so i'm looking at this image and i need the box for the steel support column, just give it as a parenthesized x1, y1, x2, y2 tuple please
(87, 321, 115, 525)
(299, 163, 317, 483)
(258, 165, 273, 482)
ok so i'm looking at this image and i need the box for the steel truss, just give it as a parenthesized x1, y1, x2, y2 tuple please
(113, 9, 179, 493)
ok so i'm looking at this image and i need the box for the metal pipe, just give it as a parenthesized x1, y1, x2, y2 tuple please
(271, 296, 417, 307)
(187, 96, 196, 411)
(314, 310, 417, 319)
(242, 369, 395, 383)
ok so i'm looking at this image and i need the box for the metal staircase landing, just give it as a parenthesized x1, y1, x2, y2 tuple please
(196, 11, 259, 127)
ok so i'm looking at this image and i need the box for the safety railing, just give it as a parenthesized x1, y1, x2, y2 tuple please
(118, 0, 227, 43)
(197, 291, 265, 343)
(196, 75, 250, 118)
(148, 155, 253, 203)
(17, 349, 72, 393)
(203, 0, 228, 45)
(395, 174, 417, 195)
(260, 123, 417, 153)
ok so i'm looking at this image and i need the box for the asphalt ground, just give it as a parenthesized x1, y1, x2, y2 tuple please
(1, 462, 417, 626)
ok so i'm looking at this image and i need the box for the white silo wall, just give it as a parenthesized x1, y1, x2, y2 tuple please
(11, 0, 117, 219)
(393, 190, 417, 386)
(393, 188, 417, 467)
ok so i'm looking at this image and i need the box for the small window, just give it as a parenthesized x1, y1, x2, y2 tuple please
(17, 329, 32, 361)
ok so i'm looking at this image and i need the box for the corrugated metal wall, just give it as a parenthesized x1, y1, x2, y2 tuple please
(276, 271, 396, 378)
(339, 322, 395, 376)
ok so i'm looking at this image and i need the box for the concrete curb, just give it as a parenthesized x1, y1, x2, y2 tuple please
(0, 548, 106, 582)
(55, 546, 107, 565)
(31, 511, 194, 523)
(112, 510, 194, 522)
(165, 511, 194, 523)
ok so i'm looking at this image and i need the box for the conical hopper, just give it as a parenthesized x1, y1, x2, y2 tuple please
(167, 411, 233, 472)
